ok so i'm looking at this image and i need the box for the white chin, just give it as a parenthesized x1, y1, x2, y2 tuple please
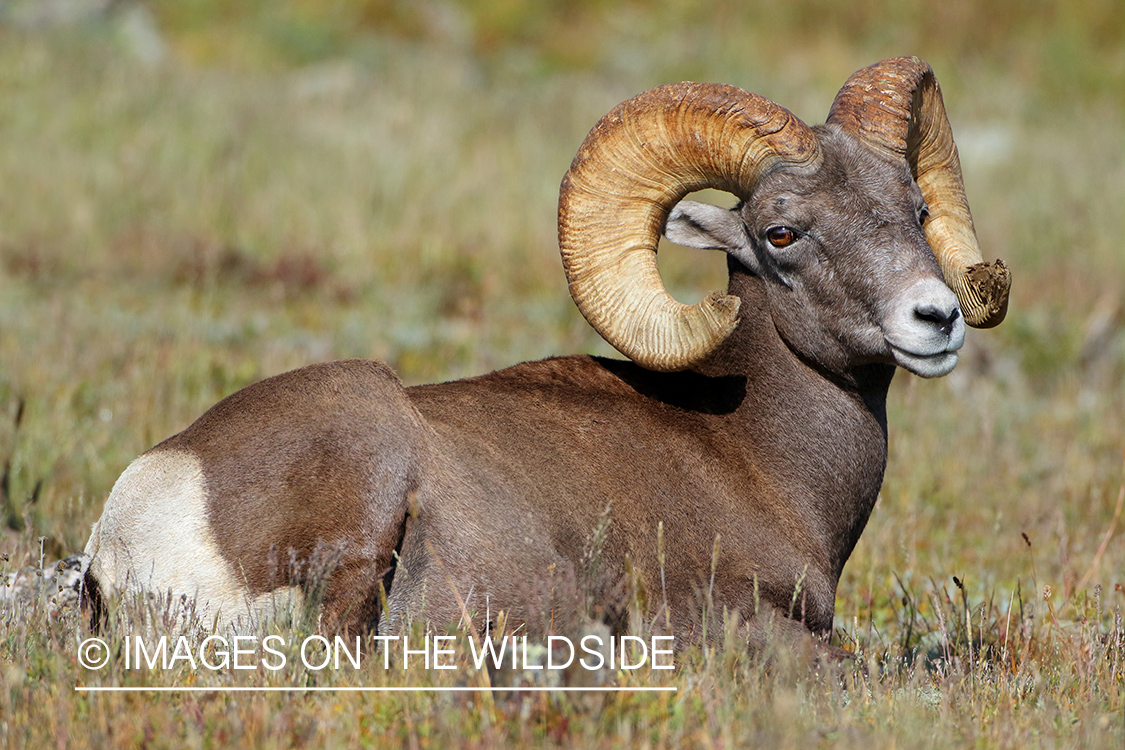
(891, 348, 959, 378)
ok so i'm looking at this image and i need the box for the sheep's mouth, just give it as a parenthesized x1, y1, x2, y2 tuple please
(888, 344, 960, 378)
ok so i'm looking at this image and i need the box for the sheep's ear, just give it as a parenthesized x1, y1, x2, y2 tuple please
(664, 201, 749, 253)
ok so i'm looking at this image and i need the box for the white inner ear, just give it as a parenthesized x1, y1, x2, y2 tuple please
(664, 200, 749, 252)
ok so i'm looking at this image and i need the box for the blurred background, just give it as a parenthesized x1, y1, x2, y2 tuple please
(0, 0, 1121, 618)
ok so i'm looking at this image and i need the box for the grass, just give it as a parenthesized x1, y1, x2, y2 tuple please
(1, 1, 1123, 747)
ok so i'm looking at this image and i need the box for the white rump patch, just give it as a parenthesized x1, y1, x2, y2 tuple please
(84, 449, 303, 630)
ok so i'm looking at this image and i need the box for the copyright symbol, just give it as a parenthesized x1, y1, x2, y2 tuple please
(78, 638, 110, 670)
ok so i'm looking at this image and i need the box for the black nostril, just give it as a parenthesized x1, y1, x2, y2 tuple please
(916, 305, 960, 336)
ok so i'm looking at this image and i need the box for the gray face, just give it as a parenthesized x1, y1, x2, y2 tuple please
(664, 125, 965, 378)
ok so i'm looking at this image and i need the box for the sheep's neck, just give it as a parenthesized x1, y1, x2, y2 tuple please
(698, 271, 893, 580)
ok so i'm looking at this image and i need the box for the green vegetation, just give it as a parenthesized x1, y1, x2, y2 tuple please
(1, 0, 1122, 746)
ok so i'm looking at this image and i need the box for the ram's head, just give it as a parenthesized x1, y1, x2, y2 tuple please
(558, 57, 1011, 375)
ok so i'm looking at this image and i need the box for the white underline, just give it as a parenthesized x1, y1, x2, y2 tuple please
(75, 686, 676, 693)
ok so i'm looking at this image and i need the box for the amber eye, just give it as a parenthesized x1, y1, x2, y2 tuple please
(766, 226, 797, 248)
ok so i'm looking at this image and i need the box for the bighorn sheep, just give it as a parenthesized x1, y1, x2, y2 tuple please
(82, 58, 1010, 654)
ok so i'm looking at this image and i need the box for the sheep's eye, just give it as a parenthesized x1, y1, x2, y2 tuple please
(919, 206, 930, 225)
(766, 226, 797, 248)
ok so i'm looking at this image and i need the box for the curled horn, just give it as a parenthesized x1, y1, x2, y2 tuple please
(828, 56, 1010, 328)
(558, 82, 821, 372)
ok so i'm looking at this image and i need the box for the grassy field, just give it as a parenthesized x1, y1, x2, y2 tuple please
(1, 0, 1122, 747)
